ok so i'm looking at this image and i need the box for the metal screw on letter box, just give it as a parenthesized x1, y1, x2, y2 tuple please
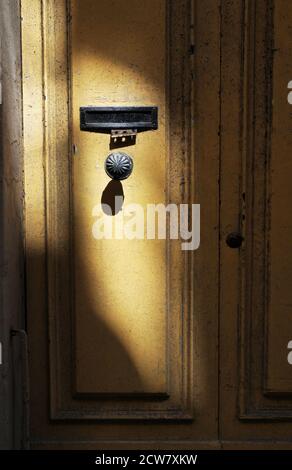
(105, 152, 133, 180)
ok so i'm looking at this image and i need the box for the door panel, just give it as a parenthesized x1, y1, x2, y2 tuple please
(47, 0, 191, 420)
(71, 0, 168, 398)
(265, 0, 292, 395)
(220, 0, 292, 443)
(23, 0, 220, 447)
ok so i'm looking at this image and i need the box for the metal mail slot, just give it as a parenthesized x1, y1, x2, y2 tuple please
(80, 106, 158, 133)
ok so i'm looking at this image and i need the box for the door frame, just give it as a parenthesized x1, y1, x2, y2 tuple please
(0, 0, 26, 450)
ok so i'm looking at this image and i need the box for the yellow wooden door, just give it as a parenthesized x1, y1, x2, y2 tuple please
(22, 0, 220, 448)
(21, 0, 292, 450)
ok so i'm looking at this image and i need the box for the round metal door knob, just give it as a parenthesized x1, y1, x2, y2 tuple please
(226, 232, 244, 248)
(105, 152, 133, 180)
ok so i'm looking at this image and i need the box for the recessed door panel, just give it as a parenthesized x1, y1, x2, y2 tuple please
(71, 0, 167, 396)
(265, 0, 292, 394)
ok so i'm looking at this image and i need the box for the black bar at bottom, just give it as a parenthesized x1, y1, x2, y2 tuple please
(0, 450, 292, 467)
